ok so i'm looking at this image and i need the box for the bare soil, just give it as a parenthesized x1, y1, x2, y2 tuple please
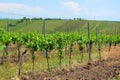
(0, 44, 118, 80)
(18, 45, 120, 80)
(18, 57, 120, 80)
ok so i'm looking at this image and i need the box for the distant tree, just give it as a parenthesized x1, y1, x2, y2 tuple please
(31, 17, 43, 20)
(74, 18, 76, 20)
(26, 18, 30, 21)
(39, 18, 43, 20)
(23, 17, 27, 21)
(77, 18, 82, 20)
(45, 18, 61, 20)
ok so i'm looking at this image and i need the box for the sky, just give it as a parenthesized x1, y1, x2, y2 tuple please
(0, 0, 120, 21)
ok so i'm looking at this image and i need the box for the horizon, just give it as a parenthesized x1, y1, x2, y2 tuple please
(0, 0, 120, 21)
(0, 18, 119, 22)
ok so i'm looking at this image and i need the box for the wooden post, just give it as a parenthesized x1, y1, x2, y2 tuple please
(45, 49, 50, 71)
(67, 27, 70, 33)
(18, 44, 22, 76)
(7, 18, 10, 32)
(31, 49, 35, 73)
(88, 21, 91, 62)
(96, 27, 101, 59)
(42, 19, 46, 37)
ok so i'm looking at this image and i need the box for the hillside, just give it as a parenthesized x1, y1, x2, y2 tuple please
(0, 19, 120, 34)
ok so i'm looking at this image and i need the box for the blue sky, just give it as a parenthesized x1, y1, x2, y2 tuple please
(0, 0, 119, 21)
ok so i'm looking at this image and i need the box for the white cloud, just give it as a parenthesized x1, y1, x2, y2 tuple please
(0, 3, 43, 17)
(60, 1, 88, 15)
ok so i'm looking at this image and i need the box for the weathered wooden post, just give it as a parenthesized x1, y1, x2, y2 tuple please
(88, 21, 91, 62)
(42, 19, 46, 37)
(96, 27, 101, 59)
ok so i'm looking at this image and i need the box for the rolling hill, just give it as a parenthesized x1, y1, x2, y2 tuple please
(0, 19, 120, 34)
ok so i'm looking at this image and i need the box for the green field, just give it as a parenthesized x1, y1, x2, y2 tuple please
(0, 19, 120, 34)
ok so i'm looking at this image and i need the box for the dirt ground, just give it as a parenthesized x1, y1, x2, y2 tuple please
(0, 44, 119, 80)
(18, 58, 120, 80)
(17, 45, 120, 80)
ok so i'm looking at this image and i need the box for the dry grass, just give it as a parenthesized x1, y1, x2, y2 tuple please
(102, 45, 120, 59)
(1, 44, 120, 80)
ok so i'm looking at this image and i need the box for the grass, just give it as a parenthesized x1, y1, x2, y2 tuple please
(0, 44, 118, 80)
(0, 62, 17, 80)
(0, 19, 120, 34)
(0, 50, 100, 80)
(115, 76, 120, 80)
(0, 19, 18, 30)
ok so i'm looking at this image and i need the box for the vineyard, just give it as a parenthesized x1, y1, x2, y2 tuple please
(0, 0, 119, 79)
(0, 19, 120, 33)
(0, 26, 120, 80)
